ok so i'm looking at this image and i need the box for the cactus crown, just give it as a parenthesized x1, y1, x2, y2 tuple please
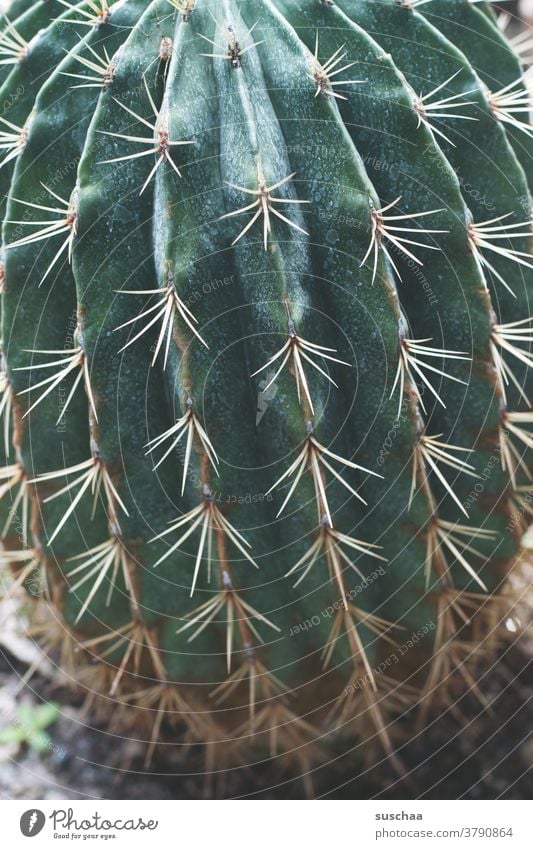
(0, 0, 531, 790)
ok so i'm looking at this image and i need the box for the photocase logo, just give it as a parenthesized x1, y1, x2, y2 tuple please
(20, 809, 46, 837)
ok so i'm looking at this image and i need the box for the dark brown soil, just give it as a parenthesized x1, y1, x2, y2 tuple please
(0, 638, 531, 800)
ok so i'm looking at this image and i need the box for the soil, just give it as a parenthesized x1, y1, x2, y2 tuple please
(0, 638, 531, 800)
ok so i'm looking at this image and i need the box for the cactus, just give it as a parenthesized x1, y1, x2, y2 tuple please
(0, 0, 531, 791)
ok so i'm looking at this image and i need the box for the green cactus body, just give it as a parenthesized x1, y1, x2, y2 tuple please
(422, 0, 533, 189)
(0, 0, 531, 788)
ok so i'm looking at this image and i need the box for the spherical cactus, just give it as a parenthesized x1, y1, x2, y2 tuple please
(0, 0, 531, 792)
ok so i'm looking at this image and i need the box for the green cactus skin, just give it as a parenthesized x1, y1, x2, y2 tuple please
(0, 2, 71, 90)
(422, 0, 533, 190)
(0, 0, 531, 791)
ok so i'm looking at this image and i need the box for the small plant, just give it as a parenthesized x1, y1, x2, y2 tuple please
(0, 701, 60, 755)
(0, 0, 531, 789)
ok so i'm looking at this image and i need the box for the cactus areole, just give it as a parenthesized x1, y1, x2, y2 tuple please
(0, 0, 531, 784)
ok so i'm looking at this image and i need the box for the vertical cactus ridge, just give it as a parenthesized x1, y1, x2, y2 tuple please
(330, 0, 532, 567)
(274, 1, 514, 584)
(0, 0, 531, 788)
(340, 1, 532, 335)
(423, 0, 533, 189)
(0, 1, 68, 87)
(2, 0, 154, 572)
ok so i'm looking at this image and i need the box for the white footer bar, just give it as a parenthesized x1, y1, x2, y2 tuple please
(1, 799, 530, 848)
